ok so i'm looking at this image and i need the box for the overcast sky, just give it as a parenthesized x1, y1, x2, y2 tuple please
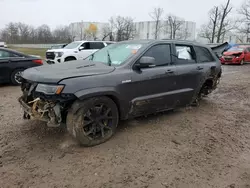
(0, 0, 244, 29)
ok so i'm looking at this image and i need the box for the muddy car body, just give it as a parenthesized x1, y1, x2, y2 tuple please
(18, 40, 222, 146)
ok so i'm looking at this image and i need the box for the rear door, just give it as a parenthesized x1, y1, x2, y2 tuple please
(0, 49, 11, 82)
(0, 49, 33, 82)
(79, 42, 105, 59)
(173, 44, 204, 106)
(124, 43, 179, 116)
(194, 45, 217, 75)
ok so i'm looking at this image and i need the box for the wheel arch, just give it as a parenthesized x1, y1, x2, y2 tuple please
(64, 56, 77, 61)
(74, 88, 127, 120)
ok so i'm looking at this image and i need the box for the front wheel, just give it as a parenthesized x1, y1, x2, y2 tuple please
(67, 97, 119, 147)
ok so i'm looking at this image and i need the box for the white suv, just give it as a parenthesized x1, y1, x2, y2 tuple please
(45, 41, 115, 64)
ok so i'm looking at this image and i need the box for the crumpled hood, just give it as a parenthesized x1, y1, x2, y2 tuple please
(223, 51, 243, 56)
(21, 60, 115, 83)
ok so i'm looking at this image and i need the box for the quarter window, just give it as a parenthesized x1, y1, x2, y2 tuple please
(194, 46, 215, 63)
(143, 44, 171, 66)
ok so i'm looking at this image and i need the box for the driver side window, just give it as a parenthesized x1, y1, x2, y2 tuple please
(143, 44, 171, 66)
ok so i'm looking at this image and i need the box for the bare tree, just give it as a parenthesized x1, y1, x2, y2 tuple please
(101, 25, 113, 41)
(199, 0, 233, 43)
(210, 6, 220, 43)
(53, 26, 71, 43)
(238, 0, 250, 42)
(149, 7, 164, 39)
(166, 14, 183, 39)
(217, 0, 232, 43)
(110, 16, 136, 41)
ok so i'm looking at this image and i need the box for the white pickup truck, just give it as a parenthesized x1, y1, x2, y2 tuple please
(0, 42, 7, 48)
(45, 41, 115, 64)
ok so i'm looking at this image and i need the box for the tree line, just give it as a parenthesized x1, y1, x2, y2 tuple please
(0, 11, 192, 44)
(0, 23, 72, 44)
(2, 0, 250, 44)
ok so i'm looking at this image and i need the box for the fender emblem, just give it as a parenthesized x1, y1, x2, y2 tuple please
(122, 80, 131, 83)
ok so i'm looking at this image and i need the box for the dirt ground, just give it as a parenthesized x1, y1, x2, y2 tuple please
(1, 65, 250, 188)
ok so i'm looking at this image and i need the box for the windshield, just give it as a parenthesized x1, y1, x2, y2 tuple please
(64, 41, 82, 49)
(86, 43, 144, 66)
(51, 45, 64, 49)
(227, 47, 244, 52)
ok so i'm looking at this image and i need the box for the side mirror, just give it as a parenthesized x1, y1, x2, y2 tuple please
(79, 46, 84, 51)
(135, 56, 156, 69)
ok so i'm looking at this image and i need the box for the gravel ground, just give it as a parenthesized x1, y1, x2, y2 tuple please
(1, 65, 250, 188)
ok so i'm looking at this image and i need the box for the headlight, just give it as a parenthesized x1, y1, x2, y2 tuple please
(55, 52, 64, 57)
(35, 84, 64, 95)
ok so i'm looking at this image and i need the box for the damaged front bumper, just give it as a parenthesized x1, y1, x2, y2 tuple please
(18, 97, 62, 127)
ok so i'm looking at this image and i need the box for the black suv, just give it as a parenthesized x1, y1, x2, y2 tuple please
(18, 40, 222, 146)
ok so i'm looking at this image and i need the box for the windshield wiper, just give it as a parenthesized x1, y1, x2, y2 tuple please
(107, 50, 112, 66)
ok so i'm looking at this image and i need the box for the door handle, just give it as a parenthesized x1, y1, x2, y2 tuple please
(165, 69, 174, 74)
(211, 66, 216, 69)
(197, 66, 203, 70)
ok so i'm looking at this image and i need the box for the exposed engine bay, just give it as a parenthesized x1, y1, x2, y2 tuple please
(18, 80, 74, 127)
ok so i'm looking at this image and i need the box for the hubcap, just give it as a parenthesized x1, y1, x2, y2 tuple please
(14, 71, 22, 84)
(82, 104, 113, 139)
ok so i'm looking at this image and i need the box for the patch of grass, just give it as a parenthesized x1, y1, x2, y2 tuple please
(10, 47, 47, 59)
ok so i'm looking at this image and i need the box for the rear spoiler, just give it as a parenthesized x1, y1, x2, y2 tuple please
(210, 42, 229, 58)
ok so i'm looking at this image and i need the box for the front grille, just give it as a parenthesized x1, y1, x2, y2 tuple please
(46, 52, 55, 60)
(225, 58, 233, 61)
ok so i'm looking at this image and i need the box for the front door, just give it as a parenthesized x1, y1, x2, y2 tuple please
(123, 43, 179, 117)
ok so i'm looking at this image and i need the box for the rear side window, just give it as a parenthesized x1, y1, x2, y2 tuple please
(175, 45, 195, 60)
(89, 42, 105, 49)
(143, 44, 171, 66)
(194, 46, 215, 63)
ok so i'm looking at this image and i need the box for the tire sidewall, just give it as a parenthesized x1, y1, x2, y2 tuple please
(10, 69, 24, 85)
(67, 97, 119, 147)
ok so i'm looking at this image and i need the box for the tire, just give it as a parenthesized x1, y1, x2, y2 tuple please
(66, 96, 119, 147)
(65, 57, 76, 62)
(10, 69, 24, 85)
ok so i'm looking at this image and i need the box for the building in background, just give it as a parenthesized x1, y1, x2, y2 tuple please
(69, 21, 109, 41)
(133, 21, 196, 41)
(69, 20, 196, 41)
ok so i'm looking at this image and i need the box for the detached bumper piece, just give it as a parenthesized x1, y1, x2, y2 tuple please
(18, 97, 62, 127)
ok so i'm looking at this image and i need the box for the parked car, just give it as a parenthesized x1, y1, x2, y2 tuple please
(0, 41, 7, 48)
(50, 43, 68, 50)
(18, 40, 222, 146)
(220, 45, 250, 65)
(0, 47, 43, 85)
(45, 41, 115, 64)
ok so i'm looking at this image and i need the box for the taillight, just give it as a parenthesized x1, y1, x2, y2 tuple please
(32, 59, 43, 65)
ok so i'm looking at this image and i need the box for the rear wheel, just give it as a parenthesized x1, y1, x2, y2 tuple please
(67, 97, 119, 147)
(10, 69, 24, 85)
